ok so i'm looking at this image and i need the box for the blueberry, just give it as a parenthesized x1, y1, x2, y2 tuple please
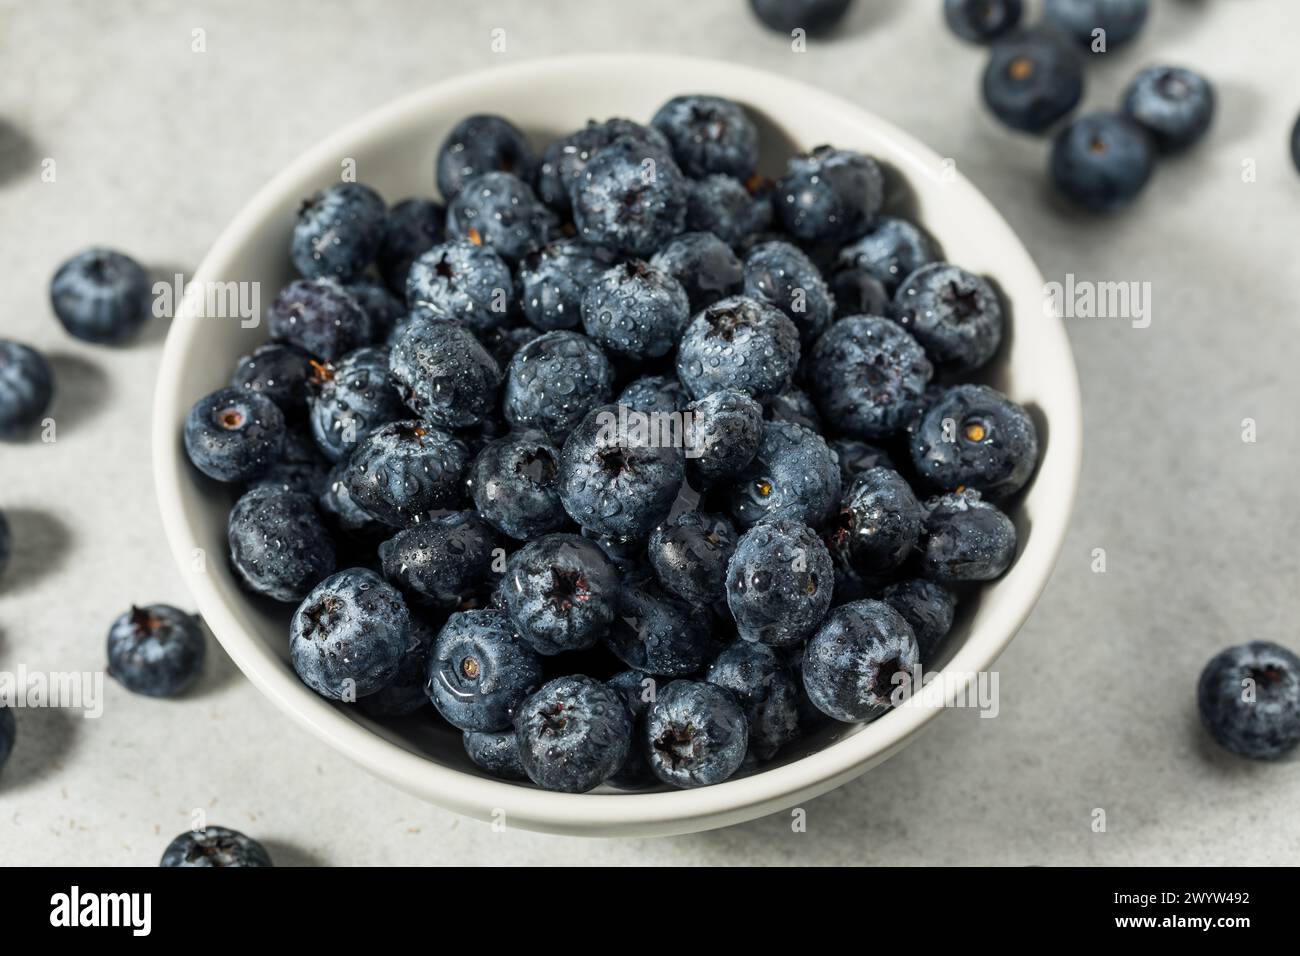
(724, 420, 840, 529)
(581, 260, 690, 360)
(475, 323, 542, 371)
(829, 266, 890, 319)
(49, 247, 152, 344)
(184, 386, 285, 482)
(1198, 642, 1300, 761)
(1292, 113, 1300, 175)
(0, 340, 54, 437)
(944, 0, 1022, 43)
(880, 578, 956, 663)
(684, 176, 773, 248)
(446, 171, 557, 264)
(765, 386, 822, 432)
(468, 429, 568, 540)
(557, 403, 685, 540)
(160, 826, 272, 868)
(359, 615, 438, 717)
(0, 705, 13, 776)
(1044, 0, 1148, 49)
(606, 669, 657, 788)
(807, 316, 931, 439)
(426, 609, 544, 732)
(406, 238, 514, 334)
(749, 0, 852, 35)
(230, 342, 313, 422)
(706, 640, 800, 761)
(648, 510, 739, 607)
(228, 486, 336, 602)
(106, 604, 206, 698)
(676, 295, 800, 403)
(379, 510, 497, 608)
(617, 375, 689, 414)
(826, 466, 922, 576)
(464, 728, 528, 780)
(829, 438, 896, 485)
(650, 231, 744, 314)
(514, 675, 633, 792)
(911, 384, 1039, 499)
(290, 567, 410, 700)
(919, 489, 1017, 583)
(306, 345, 405, 462)
(291, 182, 386, 281)
(605, 578, 714, 677)
(742, 240, 834, 345)
(246, 424, 331, 498)
(377, 197, 446, 294)
(1122, 66, 1215, 153)
(774, 146, 883, 244)
(645, 680, 748, 788)
(345, 278, 405, 343)
(503, 533, 619, 655)
(803, 598, 919, 722)
(536, 118, 670, 216)
(319, 462, 386, 539)
(268, 277, 373, 362)
(725, 518, 833, 646)
(982, 29, 1085, 134)
(572, 135, 688, 257)
(651, 95, 760, 180)
(436, 114, 535, 201)
(683, 387, 764, 486)
(1054, 111, 1158, 215)
(388, 318, 501, 429)
(836, 216, 938, 294)
(502, 330, 614, 441)
(893, 263, 1003, 371)
(517, 239, 617, 331)
(343, 420, 469, 527)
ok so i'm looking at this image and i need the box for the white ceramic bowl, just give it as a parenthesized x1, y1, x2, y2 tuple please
(153, 53, 1081, 837)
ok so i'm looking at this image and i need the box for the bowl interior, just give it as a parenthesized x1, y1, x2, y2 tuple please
(153, 54, 1080, 836)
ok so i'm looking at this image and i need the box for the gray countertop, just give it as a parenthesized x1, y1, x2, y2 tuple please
(3, 0, 1298, 865)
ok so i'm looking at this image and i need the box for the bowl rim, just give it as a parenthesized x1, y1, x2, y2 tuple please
(152, 52, 1082, 836)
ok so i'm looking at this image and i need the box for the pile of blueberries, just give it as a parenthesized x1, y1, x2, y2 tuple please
(178, 92, 1043, 794)
(946, 0, 1216, 212)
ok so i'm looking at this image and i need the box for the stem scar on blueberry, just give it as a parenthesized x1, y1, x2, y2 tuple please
(548, 567, 590, 611)
(598, 446, 633, 476)
(216, 406, 245, 429)
(539, 703, 568, 735)
(129, 605, 163, 634)
(963, 419, 988, 442)
(308, 359, 335, 387)
(1249, 665, 1284, 689)
(755, 479, 773, 497)
(515, 447, 556, 484)
(873, 656, 905, 702)
(461, 657, 481, 680)
(654, 724, 697, 770)
(1008, 56, 1036, 82)
(467, 227, 483, 246)
(943, 281, 983, 321)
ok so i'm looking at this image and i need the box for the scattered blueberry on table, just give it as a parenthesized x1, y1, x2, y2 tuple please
(944, 0, 1023, 44)
(0, 339, 54, 438)
(160, 826, 273, 867)
(1198, 642, 1300, 761)
(106, 605, 207, 698)
(49, 247, 152, 345)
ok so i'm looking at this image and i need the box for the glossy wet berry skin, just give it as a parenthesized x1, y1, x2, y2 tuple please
(1122, 66, 1215, 153)
(944, 0, 1023, 43)
(836, 216, 938, 294)
(606, 669, 657, 788)
(919, 489, 1017, 583)
(377, 197, 446, 294)
(617, 375, 689, 414)
(228, 486, 336, 602)
(343, 420, 469, 528)
(503, 330, 615, 441)
(557, 403, 685, 541)
(683, 387, 764, 487)
(107, 604, 206, 698)
(829, 438, 895, 485)
(648, 510, 739, 607)
(268, 277, 373, 362)
(911, 384, 1039, 499)
(291, 182, 386, 281)
(513, 675, 633, 792)
(724, 420, 841, 530)
(406, 238, 514, 333)
(707, 640, 800, 762)
(446, 171, 557, 264)
(426, 609, 544, 732)
(503, 533, 620, 655)
(379, 509, 497, 608)
(726, 518, 834, 647)
(49, 247, 152, 344)
(750, 0, 852, 36)
(517, 239, 617, 331)
(651, 95, 760, 181)
(468, 430, 568, 540)
(774, 146, 883, 244)
(742, 241, 834, 345)
(231, 342, 313, 422)
(536, 117, 669, 216)
(645, 679, 748, 788)
(803, 598, 919, 723)
(359, 615, 438, 717)
(572, 135, 688, 258)
(881, 578, 956, 664)
(388, 318, 501, 429)
(184, 386, 286, 483)
(893, 263, 1003, 371)
(464, 728, 528, 780)
(605, 577, 714, 677)
(829, 266, 890, 319)
(307, 345, 405, 462)
(160, 826, 272, 868)
(0, 340, 54, 437)
(580, 259, 690, 360)
(345, 278, 404, 343)
(1044, 0, 1149, 49)
(1051, 111, 1156, 213)
(807, 315, 932, 439)
(436, 114, 535, 201)
(982, 29, 1084, 134)
(685, 176, 773, 248)
(290, 567, 410, 700)
(676, 295, 800, 403)
(1198, 642, 1300, 761)
(650, 231, 744, 314)
(828, 466, 923, 577)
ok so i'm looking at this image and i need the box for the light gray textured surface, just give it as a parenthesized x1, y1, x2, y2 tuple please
(2, 0, 1298, 866)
